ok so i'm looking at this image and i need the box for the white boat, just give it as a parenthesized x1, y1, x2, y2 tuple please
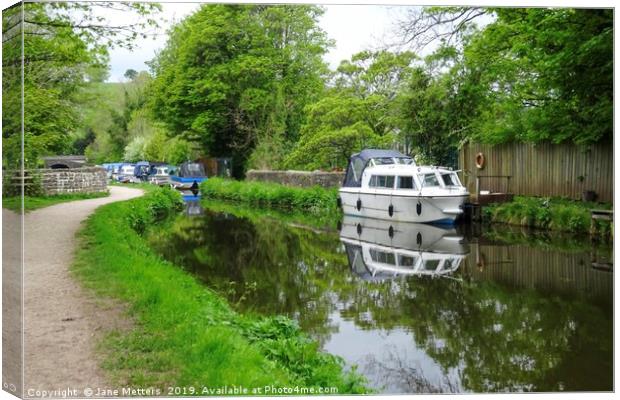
(339, 215, 469, 280)
(338, 149, 469, 224)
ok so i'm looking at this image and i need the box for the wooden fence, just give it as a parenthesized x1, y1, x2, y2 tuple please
(459, 142, 613, 203)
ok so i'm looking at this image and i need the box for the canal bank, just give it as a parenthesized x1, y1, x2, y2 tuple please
(72, 187, 368, 393)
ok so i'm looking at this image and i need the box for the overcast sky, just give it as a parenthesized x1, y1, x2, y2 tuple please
(106, 3, 411, 82)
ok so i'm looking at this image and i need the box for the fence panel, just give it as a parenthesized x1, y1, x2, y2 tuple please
(459, 142, 613, 203)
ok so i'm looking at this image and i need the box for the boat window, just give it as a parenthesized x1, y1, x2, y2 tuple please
(397, 176, 417, 190)
(352, 157, 365, 181)
(395, 157, 415, 165)
(181, 163, 206, 177)
(370, 175, 395, 189)
(419, 173, 440, 187)
(423, 259, 441, 271)
(373, 157, 395, 165)
(398, 254, 417, 267)
(441, 173, 461, 187)
(370, 249, 396, 265)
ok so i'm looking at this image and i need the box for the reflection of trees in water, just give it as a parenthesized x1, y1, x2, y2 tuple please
(362, 345, 461, 393)
(148, 211, 346, 345)
(149, 208, 613, 392)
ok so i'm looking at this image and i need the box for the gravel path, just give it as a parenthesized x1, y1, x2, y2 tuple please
(19, 186, 143, 396)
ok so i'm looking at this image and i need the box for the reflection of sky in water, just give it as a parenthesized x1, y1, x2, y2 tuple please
(324, 312, 463, 393)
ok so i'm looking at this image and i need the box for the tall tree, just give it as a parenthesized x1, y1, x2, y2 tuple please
(284, 51, 415, 170)
(2, 1, 161, 168)
(463, 8, 613, 145)
(148, 4, 330, 176)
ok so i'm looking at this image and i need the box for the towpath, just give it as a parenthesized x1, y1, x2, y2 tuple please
(4, 186, 143, 397)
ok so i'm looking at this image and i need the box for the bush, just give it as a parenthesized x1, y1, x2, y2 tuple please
(2, 170, 44, 197)
(485, 196, 610, 237)
(125, 186, 184, 234)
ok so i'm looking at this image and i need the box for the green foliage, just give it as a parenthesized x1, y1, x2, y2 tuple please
(2, 2, 161, 168)
(2, 171, 44, 198)
(149, 4, 330, 176)
(124, 186, 183, 234)
(73, 187, 368, 392)
(399, 68, 464, 167)
(284, 51, 415, 170)
(459, 8, 612, 146)
(200, 178, 339, 215)
(485, 196, 611, 238)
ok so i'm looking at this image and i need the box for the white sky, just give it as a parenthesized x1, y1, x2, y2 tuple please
(106, 3, 412, 82)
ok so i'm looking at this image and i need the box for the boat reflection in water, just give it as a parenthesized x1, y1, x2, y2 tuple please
(339, 216, 469, 280)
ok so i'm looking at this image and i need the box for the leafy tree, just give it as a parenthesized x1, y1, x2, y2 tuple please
(124, 68, 138, 80)
(149, 4, 330, 176)
(398, 67, 467, 167)
(284, 51, 415, 170)
(2, 1, 161, 169)
(463, 8, 613, 145)
(396, 7, 613, 147)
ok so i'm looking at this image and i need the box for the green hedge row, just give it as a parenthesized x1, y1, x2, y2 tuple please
(484, 196, 612, 237)
(200, 177, 339, 215)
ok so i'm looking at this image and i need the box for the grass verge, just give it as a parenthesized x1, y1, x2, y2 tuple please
(72, 186, 367, 393)
(2, 191, 109, 213)
(200, 178, 339, 216)
(483, 196, 612, 239)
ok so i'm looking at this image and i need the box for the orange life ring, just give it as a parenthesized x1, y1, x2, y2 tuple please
(475, 152, 485, 169)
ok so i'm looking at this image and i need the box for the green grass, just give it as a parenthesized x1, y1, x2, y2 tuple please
(484, 196, 612, 238)
(72, 186, 367, 393)
(2, 191, 109, 213)
(200, 178, 340, 216)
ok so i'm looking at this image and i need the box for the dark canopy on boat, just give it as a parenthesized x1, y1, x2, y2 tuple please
(178, 162, 206, 178)
(342, 149, 406, 188)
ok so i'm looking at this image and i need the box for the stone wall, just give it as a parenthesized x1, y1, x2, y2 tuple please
(35, 167, 108, 195)
(246, 170, 345, 189)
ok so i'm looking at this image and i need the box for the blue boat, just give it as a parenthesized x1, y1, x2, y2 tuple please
(133, 161, 152, 182)
(170, 162, 208, 192)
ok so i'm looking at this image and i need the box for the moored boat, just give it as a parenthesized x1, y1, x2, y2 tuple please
(149, 164, 177, 186)
(339, 149, 469, 224)
(170, 162, 208, 192)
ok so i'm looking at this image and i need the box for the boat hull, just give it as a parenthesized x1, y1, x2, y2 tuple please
(170, 176, 207, 190)
(339, 189, 469, 224)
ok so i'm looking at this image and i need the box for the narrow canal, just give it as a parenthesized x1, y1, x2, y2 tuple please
(148, 200, 613, 393)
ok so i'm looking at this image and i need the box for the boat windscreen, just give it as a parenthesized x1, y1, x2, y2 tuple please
(343, 156, 366, 187)
(179, 163, 206, 177)
(395, 157, 415, 165)
(441, 173, 461, 187)
(420, 173, 440, 187)
(373, 157, 395, 165)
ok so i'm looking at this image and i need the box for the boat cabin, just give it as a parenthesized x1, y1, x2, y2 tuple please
(365, 168, 463, 191)
(343, 149, 462, 191)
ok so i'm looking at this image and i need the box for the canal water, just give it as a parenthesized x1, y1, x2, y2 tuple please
(148, 200, 613, 393)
